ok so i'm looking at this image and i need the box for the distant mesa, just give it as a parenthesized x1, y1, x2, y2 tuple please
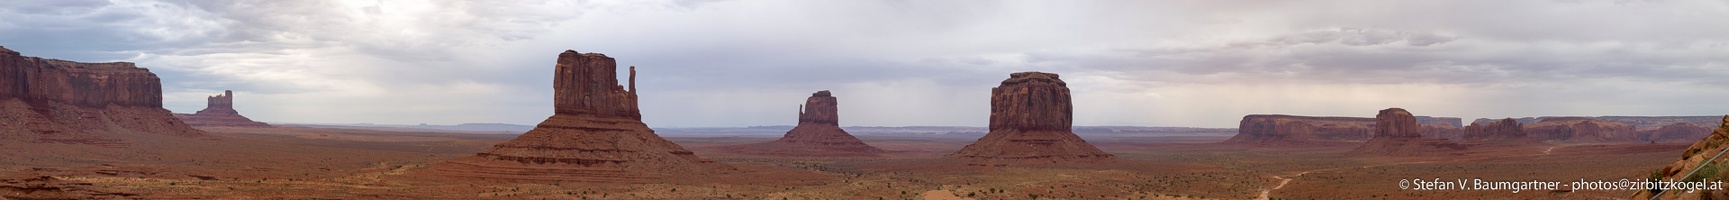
(421, 50, 730, 183)
(1634, 116, 1729, 199)
(173, 90, 270, 127)
(1472, 116, 1722, 130)
(1415, 116, 1463, 140)
(1462, 118, 1531, 143)
(1640, 123, 1712, 143)
(949, 72, 1113, 166)
(1223, 114, 1462, 146)
(1223, 115, 1374, 146)
(722, 90, 884, 157)
(0, 45, 204, 147)
(1522, 117, 1638, 143)
(1347, 108, 1468, 156)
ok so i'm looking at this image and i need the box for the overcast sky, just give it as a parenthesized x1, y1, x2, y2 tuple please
(3, 0, 1728, 128)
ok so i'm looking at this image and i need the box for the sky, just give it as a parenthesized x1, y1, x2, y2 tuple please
(2, 0, 1728, 128)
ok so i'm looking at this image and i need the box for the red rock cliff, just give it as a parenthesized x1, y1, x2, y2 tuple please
(1375, 108, 1422, 138)
(951, 72, 1112, 166)
(0, 46, 204, 145)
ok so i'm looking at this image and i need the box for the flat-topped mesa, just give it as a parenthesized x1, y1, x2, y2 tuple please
(174, 90, 269, 127)
(1523, 117, 1638, 142)
(951, 72, 1112, 166)
(1223, 115, 1374, 146)
(421, 50, 728, 183)
(0, 45, 204, 145)
(1348, 108, 1468, 157)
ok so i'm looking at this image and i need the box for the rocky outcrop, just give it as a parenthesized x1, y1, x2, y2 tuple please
(422, 50, 729, 183)
(173, 90, 269, 127)
(0, 45, 204, 146)
(1347, 108, 1468, 156)
(1523, 117, 1638, 143)
(1633, 116, 1729, 199)
(1641, 123, 1712, 143)
(723, 90, 884, 157)
(950, 72, 1112, 166)
(1462, 118, 1530, 142)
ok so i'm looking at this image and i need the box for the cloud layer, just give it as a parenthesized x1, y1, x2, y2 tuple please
(2, 0, 1727, 127)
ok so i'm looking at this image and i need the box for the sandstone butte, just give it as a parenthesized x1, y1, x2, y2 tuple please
(949, 72, 1113, 166)
(0, 45, 204, 147)
(726, 90, 884, 157)
(420, 50, 729, 183)
(1634, 116, 1729, 199)
(1346, 108, 1468, 157)
(173, 90, 270, 127)
(1462, 118, 1532, 143)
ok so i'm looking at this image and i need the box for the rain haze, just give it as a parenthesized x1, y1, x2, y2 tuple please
(3, 0, 1728, 128)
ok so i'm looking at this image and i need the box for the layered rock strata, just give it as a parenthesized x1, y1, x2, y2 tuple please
(0, 46, 203, 146)
(950, 72, 1113, 166)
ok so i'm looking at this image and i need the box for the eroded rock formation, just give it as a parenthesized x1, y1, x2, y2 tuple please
(1523, 117, 1638, 143)
(724, 90, 884, 157)
(1347, 108, 1467, 156)
(173, 90, 269, 127)
(1462, 118, 1529, 143)
(0, 45, 204, 146)
(423, 50, 729, 183)
(950, 72, 1112, 166)
(1641, 123, 1712, 143)
(1633, 116, 1729, 199)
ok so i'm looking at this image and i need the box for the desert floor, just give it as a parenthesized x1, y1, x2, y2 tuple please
(0, 126, 1686, 199)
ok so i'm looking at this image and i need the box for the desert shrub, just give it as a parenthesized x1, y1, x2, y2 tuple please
(1649, 169, 1665, 194)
